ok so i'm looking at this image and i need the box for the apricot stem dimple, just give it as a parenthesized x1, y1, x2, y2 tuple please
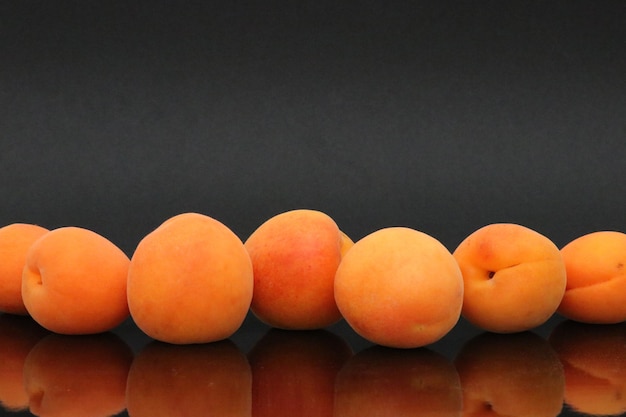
(32, 267, 43, 286)
(487, 271, 495, 279)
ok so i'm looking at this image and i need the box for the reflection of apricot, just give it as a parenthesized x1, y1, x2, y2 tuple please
(248, 329, 353, 417)
(549, 320, 626, 416)
(126, 339, 251, 417)
(0, 315, 49, 411)
(0, 223, 49, 315)
(454, 332, 565, 417)
(335, 345, 462, 417)
(558, 231, 626, 323)
(23, 333, 133, 417)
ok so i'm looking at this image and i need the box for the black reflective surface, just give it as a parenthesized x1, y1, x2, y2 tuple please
(2, 312, 626, 417)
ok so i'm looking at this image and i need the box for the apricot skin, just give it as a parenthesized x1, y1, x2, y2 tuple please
(127, 212, 253, 344)
(244, 209, 353, 330)
(21, 227, 131, 335)
(558, 231, 626, 324)
(452, 223, 566, 333)
(0, 223, 49, 315)
(334, 227, 464, 349)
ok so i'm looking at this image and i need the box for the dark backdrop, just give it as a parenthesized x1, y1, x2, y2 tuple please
(3, 0, 626, 256)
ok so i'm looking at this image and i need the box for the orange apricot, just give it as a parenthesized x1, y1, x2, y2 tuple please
(334, 346, 462, 417)
(549, 320, 626, 416)
(453, 223, 567, 333)
(248, 329, 353, 417)
(21, 226, 130, 335)
(126, 339, 251, 417)
(23, 332, 133, 417)
(0, 315, 49, 412)
(244, 209, 353, 330)
(0, 223, 49, 315)
(454, 332, 565, 417)
(557, 231, 626, 324)
(127, 212, 253, 344)
(334, 227, 463, 348)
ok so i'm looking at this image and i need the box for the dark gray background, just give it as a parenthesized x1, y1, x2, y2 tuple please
(2, 2, 626, 417)
(3, 1, 625, 256)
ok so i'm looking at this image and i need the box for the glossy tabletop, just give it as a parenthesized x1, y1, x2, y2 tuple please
(2, 311, 626, 417)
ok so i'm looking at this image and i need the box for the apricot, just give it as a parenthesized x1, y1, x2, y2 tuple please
(248, 328, 352, 417)
(335, 346, 462, 417)
(334, 227, 463, 348)
(23, 332, 133, 417)
(126, 339, 251, 417)
(244, 209, 353, 329)
(549, 320, 626, 416)
(0, 223, 49, 315)
(21, 226, 131, 335)
(557, 231, 626, 324)
(454, 332, 565, 417)
(452, 223, 566, 333)
(0, 315, 49, 412)
(127, 212, 253, 344)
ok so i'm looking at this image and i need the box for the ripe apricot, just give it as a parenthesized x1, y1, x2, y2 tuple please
(453, 223, 566, 333)
(248, 329, 352, 417)
(334, 227, 463, 348)
(126, 340, 251, 417)
(0, 223, 49, 315)
(335, 346, 462, 417)
(557, 231, 626, 324)
(244, 209, 353, 330)
(454, 332, 565, 417)
(127, 212, 253, 344)
(23, 333, 133, 417)
(549, 320, 626, 416)
(0, 315, 49, 412)
(21, 227, 131, 335)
